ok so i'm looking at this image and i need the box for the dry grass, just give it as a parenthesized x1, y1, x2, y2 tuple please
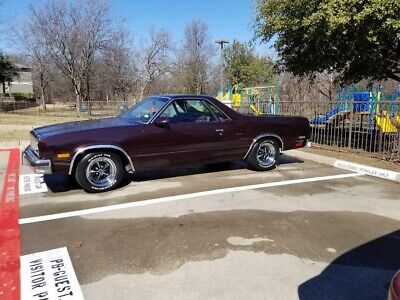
(0, 112, 96, 141)
(0, 128, 31, 142)
(0, 112, 91, 126)
(0, 102, 123, 141)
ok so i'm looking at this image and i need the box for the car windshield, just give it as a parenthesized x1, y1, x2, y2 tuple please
(119, 97, 169, 123)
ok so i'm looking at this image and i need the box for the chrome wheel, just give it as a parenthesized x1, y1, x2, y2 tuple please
(86, 157, 117, 189)
(256, 141, 276, 167)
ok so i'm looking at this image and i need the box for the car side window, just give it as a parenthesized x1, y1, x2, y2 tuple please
(184, 100, 217, 123)
(159, 103, 178, 119)
(158, 101, 186, 122)
(120, 97, 167, 123)
(205, 102, 229, 121)
(158, 99, 217, 123)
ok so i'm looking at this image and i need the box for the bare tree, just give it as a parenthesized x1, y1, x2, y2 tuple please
(138, 28, 172, 99)
(174, 20, 216, 94)
(96, 29, 138, 102)
(29, 0, 115, 115)
(15, 21, 52, 110)
(312, 71, 339, 102)
(279, 71, 340, 103)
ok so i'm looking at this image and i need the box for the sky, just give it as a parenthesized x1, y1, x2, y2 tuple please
(0, 0, 276, 57)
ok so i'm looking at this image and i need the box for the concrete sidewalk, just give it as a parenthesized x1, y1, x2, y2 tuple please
(287, 149, 400, 183)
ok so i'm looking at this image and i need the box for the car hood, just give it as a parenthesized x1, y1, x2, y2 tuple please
(33, 117, 140, 138)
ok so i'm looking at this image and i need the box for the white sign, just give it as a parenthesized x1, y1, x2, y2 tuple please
(19, 174, 48, 195)
(21, 247, 84, 300)
(334, 160, 399, 182)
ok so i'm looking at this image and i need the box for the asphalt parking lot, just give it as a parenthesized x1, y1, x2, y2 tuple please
(2, 149, 400, 299)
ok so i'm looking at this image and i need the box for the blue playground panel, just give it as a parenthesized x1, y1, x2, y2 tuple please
(310, 92, 371, 125)
(353, 92, 370, 112)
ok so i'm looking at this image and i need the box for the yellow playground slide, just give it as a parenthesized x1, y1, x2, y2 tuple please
(375, 111, 398, 133)
(393, 115, 400, 127)
(250, 104, 259, 115)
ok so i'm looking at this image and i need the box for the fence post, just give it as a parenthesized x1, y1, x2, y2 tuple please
(348, 98, 354, 149)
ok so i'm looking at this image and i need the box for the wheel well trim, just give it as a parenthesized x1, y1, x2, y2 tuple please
(68, 145, 135, 175)
(244, 134, 284, 159)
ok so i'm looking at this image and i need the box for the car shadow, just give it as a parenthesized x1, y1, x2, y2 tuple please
(298, 230, 400, 300)
(129, 154, 303, 182)
(44, 154, 304, 193)
(43, 174, 80, 193)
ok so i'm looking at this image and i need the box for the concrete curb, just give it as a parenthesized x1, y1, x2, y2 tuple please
(287, 149, 400, 183)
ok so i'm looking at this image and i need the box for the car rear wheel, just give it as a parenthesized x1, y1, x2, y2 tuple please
(246, 138, 279, 171)
(75, 152, 124, 193)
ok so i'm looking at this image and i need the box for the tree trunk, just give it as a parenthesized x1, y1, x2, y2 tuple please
(40, 89, 46, 111)
(86, 75, 92, 116)
(40, 74, 47, 111)
(74, 83, 81, 115)
(2, 82, 5, 94)
(140, 86, 145, 100)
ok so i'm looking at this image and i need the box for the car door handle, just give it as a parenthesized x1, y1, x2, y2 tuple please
(216, 129, 224, 135)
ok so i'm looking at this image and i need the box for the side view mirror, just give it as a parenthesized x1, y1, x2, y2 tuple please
(154, 117, 170, 127)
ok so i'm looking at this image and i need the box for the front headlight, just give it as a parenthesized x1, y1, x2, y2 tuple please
(30, 133, 39, 155)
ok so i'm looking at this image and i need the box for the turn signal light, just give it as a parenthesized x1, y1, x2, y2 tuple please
(57, 153, 71, 159)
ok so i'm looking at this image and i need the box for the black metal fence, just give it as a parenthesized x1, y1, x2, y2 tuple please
(223, 97, 400, 161)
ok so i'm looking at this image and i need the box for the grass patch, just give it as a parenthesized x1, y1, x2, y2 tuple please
(0, 128, 31, 142)
(0, 113, 91, 126)
(0, 112, 97, 141)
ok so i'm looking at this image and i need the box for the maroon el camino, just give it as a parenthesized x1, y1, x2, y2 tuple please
(23, 95, 310, 192)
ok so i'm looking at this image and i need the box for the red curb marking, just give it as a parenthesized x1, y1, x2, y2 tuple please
(0, 149, 21, 300)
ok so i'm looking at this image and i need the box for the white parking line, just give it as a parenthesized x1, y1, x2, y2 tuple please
(19, 173, 363, 225)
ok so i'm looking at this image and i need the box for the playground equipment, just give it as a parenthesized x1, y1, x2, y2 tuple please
(375, 111, 398, 133)
(309, 88, 399, 133)
(216, 84, 281, 115)
(216, 85, 242, 108)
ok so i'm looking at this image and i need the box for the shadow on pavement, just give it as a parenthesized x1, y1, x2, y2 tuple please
(130, 154, 303, 182)
(44, 154, 304, 193)
(44, 174, 79, 193)
(298, 230, 400, 300)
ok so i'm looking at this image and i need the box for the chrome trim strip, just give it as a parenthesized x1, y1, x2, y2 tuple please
(243, 133, 284, 159)
(68, 145, 135, 175)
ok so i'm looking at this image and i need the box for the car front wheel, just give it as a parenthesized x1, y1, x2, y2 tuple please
(75, 152, 124, 193)
(246, 138, 279, 171)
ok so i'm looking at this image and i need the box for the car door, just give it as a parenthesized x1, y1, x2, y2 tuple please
(203, 100, 251, 160)
(136, 99, 231, 170)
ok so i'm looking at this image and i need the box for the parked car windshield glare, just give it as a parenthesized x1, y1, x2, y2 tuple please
(119, 97, 169, 123)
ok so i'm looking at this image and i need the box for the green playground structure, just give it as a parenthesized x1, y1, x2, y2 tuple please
(216, 84, 281, 115)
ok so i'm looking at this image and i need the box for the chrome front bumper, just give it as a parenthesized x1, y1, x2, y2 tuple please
(22, 146, 52, 174)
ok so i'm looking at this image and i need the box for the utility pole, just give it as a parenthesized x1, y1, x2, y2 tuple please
(215, 40, 229, 92)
